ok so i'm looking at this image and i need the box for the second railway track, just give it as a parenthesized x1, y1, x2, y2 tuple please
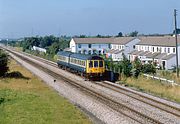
(2, 46, 180, 124)
(15, 47, 180, 118)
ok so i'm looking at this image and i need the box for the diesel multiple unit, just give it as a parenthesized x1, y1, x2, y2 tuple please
(57, 51, 105, 79)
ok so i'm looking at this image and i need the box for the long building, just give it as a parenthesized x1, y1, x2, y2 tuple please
(70, 37, 140, 61)
(129, 36, 180, 69)
(69, 36, 180, 70)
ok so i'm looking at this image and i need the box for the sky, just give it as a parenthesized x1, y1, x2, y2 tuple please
(0, 0, 180, 38)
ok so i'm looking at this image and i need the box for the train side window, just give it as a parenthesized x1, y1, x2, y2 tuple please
(99, 61, 103, 67)
(94, 61, 98, 68)
(89, 61, 93, 68)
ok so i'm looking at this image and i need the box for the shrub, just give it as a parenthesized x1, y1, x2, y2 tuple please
(142, 63, 156, 74)
(0, 50, 9, 77)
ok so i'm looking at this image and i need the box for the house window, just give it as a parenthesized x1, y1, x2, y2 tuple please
(88, 50, 91, 54)
(88, 44, 91, 48)
(93, 49, 97, 54)
(153, 47, 154, 52)
(103, 50, 105, 54)
(147, 46, 149, 51)
(164, 48, 166, 53)
(99, 50, 101, 55)
(99, 44, 101, 48)
(173, 48, 176, 53)
(168, 48, 170, 53)
(83, 50, 86, 54)
(108, 44, 111, 49)
(157, 47, 158, 52)
(78, 44, 81, 48)
(133, 45, 135, 49)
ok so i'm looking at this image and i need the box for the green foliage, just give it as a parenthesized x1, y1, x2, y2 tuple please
(121, 54, 132, 77)
(129, 31, 138, 37)
(142, 63, 156, 74)
(17, 35, 70, 56)
(132, 57, 142, 78)
(0, 50, 9, 77)
(116, 32, 123, 37)
(133, 57, 142, 70)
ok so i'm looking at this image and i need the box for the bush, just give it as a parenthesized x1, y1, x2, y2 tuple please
(0, 50, 9, 77)
(142, 63, 156, 74)
(122, 54, 132, 77)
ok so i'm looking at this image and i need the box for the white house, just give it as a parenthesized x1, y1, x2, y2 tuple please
(106, 49, 124, 61)
(69, 37, 140, 61)
(129, 36, 180, 69)
(112, 37, 140, 58)
(70, 38, 113, 55)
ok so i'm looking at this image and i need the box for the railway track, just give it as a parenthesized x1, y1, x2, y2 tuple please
(12, 47, 180, 119)
(99, 81, 180, 118)
(3, 47, 165, 124)
(2, 46, 180, 123)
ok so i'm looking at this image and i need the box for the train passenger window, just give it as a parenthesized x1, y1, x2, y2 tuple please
(94, 61, 98, 68)
(89, 61, 93, 68)
(99, 61, 103, 67)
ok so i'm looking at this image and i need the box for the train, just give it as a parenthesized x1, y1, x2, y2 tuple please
(57, 51, 105, 80)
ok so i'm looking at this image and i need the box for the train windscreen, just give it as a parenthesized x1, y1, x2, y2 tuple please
(94, 61, 98, 67)
(99, 61, 103, 67)
(89, 61, 93, 68)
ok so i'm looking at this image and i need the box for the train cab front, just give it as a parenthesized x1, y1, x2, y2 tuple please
(86, 60, 105, 80)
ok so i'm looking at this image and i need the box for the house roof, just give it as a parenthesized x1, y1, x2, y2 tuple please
(146, 52, 160, 58)
(113, 37, 136, 45)
(73, 38, 114, 44)
(113, 49, 124, 54)
(137, 36, 180, 47)
(129, 50, 144, 55)
(161, 54, 176, 60)
(154, 53, 167, 59)
(138, 51, 150, 56)
(73, 37, 136, 45)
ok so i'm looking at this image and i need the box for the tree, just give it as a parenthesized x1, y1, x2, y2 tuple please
(116, 32, 123, 37)
(133, 57, 142, 70)
(0, 50, 9, 77)
(121, 54, 132, 77)
(132, 57, 142, 78)
(142, 63, 156, 74)
(129, 31, 138, 37)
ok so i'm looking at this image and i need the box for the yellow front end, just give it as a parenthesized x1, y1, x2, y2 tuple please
(86, 60, 105, 74)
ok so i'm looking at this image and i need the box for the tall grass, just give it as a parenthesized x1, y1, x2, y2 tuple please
(120, 75, 180, 103)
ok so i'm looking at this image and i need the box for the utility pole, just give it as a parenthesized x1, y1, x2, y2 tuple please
(174, 9, 179, 78)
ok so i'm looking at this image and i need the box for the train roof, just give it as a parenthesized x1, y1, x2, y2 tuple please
(57, 51, 103, 60)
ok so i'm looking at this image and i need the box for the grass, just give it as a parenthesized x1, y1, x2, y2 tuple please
(156, 70, 180, 84)
(0, 59, 92, 124)
(119, 75, 180, 103)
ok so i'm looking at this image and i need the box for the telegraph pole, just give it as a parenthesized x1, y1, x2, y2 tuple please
(174, 9, 179, 78)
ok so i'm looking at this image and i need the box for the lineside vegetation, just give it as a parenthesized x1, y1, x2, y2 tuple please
(0, 59, 92, 124)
